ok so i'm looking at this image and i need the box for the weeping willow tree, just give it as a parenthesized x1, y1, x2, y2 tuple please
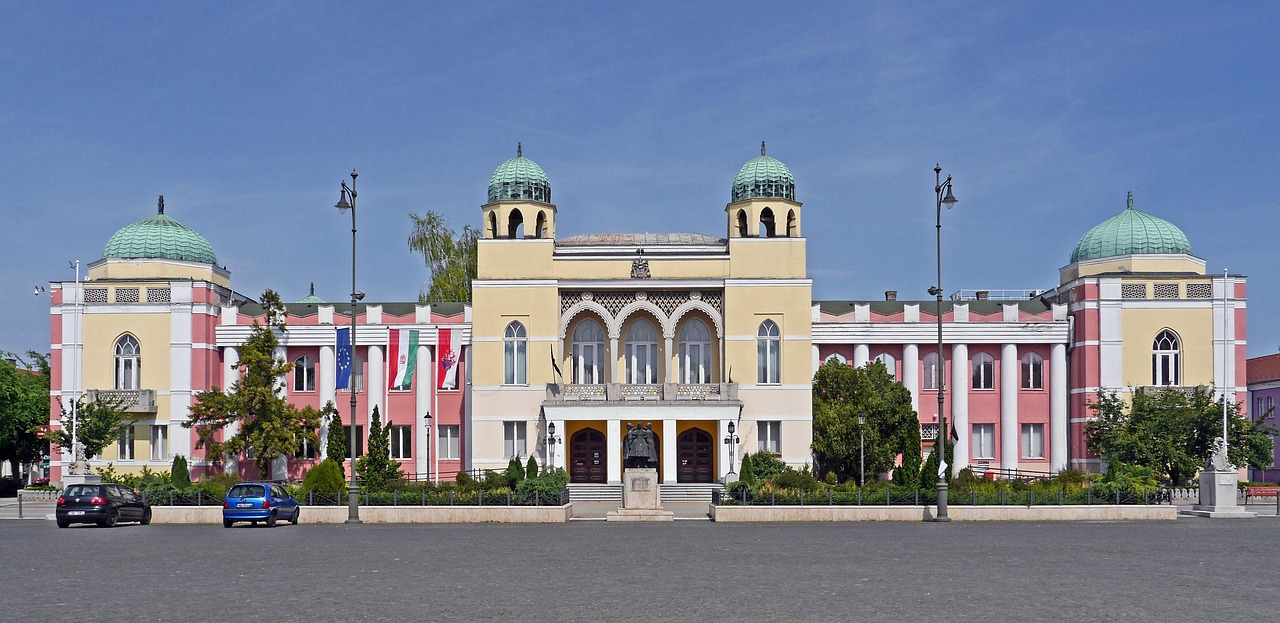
(408, 210, 479, 303)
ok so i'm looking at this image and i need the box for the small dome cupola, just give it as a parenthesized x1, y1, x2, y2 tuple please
(731, 141, 796, 203)
(298, 283, 325, 304)
(1070, 192, 1193, 263)
(102, 195, 218, 265)
(487, 142, 551, 204)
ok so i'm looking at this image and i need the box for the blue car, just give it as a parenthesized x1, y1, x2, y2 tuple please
(222, 483, 300, 528)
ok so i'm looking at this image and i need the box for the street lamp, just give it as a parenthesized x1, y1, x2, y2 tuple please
(930, 164, 958, 522)
(858, 411, 867, 487)
(336, 169, 362, 524)
(423, 411, 432, 481)
(547, 422, 562, 471)
(724, 421, 739, 477)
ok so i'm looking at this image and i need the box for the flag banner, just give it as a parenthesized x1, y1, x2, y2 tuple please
(438, 328, 458, 390)
(336, 328, 352, 390)
(389, 329, 419, 390)
(550, 345, 563, 382)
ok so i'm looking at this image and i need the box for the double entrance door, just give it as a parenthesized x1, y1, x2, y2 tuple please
(567, 425, 716, 483)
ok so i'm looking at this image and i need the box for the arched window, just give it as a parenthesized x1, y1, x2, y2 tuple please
(625, 319, 659, 384)
(571, 319, 605, 384)
(293, 355, 316, 392)
(824, 353, 847, 366)
(786, 210, 798, 237)
(535, 211, 548, 238)
(756, 320, 781, 384)
(507, 208, 524, 239)
(488, 212, 498, 239)
(678, 319, 712, 384)
(504, 321, 527, 385)
(736, 210, 748, 237)
(972, 353, 995, 390)
(1021, 353, 1044, 390)
(875, 352, 897, 381)
(1152, 329, 1181, 386)
(923, 352, 941, 390)
(759, 207, 776, 237)
(114, 335, 141, 390)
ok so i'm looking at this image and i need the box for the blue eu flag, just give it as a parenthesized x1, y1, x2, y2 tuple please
(336, 328, 352, 390)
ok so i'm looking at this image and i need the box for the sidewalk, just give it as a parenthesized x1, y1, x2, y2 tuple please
(0, 497, 54, 520)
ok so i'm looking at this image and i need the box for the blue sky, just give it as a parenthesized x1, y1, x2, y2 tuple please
(3, 2, 1278, 359)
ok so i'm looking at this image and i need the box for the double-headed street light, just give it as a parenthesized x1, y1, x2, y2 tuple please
(858, 411, 867, 487)
(724, 421, 740, 477)
(931, 164, 958, 522)
(336, 169, 362, 524)
(547, 422, 562, 471)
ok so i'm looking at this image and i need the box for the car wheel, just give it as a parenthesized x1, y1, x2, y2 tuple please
(291, 508, 300, 525)
(101, 508, 119, 528)
(57, 519, 70, 528)
(140, 508, 152, 526)
(223, 519, 233, 528)
(266, 511, 277, 528)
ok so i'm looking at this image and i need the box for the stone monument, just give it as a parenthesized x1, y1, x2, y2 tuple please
(607, 423, 674, 521)
(1182, 437, 1255, 518)
(62, 441, 102, 486)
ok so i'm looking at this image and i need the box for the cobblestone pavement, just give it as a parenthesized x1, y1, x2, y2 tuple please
(3, 516, 1278, 622)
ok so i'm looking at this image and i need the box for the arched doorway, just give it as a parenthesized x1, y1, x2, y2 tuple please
(569, 428, 607, 483)
(676, 428, 714, 483)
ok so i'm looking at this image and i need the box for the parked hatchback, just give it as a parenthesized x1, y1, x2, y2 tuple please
(222, 483, 299, 528)
(56, 483, 152, 528)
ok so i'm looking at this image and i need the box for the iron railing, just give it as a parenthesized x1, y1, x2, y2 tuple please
(714, 486, 1183, 507)
(144, 488, 571, 507)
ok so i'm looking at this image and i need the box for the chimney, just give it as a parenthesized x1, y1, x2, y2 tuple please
(884, 290, 897, 301)
(976, 290, 989, 300)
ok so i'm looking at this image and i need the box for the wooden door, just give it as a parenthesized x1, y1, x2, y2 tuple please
(570, 428, 607, 483)
(677, 428, 714, 483)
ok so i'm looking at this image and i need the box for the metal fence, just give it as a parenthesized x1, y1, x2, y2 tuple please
(144, 488, 571, 507)
(711, 487, 1180, 507)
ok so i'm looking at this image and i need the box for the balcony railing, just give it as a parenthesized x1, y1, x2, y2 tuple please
(546, 383, 738, 403)
(85, 389, 157, 414)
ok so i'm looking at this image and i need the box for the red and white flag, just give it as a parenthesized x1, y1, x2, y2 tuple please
(438, 328, 458, 390)
(387, 329, 419, 391)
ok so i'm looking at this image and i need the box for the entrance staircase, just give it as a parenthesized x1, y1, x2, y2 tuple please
(567, 482, 723, 504)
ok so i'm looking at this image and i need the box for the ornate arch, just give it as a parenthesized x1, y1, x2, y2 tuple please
(668, 300, 723, 340)
(559, 301, 612, 340)
(613, 300, 667, 339)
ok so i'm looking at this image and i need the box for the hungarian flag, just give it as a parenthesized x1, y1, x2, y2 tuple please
(388, 329, 419, 390)
(438, 328, 458, 390)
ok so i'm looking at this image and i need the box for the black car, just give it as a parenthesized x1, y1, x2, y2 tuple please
(56, 483, 152, 528)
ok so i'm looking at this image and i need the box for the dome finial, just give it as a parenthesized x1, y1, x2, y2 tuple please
(1126, 191, 1133, 210)
(158, 195, 165, 215)
(517, 142, 522, 158)
(760, 141, 766, 156)
(309, 282, 315, 296)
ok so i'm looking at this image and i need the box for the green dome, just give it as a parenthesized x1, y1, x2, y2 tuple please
(103, 196, 217, 265)
(732, 142, 795, 202)
(298, 283, 325, 304)
(1070, 193, 1192, 263)
(487, 143, 551, 203)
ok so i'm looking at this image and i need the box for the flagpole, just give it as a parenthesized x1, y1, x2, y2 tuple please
(1222, 268, 1229, 451)
(433, 327, 440, 484)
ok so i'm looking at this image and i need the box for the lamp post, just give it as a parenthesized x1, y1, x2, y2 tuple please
(858, 411, 867, 487)
(423, 411, 432, 481)
(930, 164, 958, 522)
(335, 169, 362, 524)
(724, 421, 739, 477)
(547, 422, 562, 471)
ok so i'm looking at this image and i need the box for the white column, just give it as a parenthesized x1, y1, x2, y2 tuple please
(607, 419, 622, 483)
(415, 343, 431, 479)
(902, 344, 919, 415)
(853, 344, 870, 368)
(368, 344, 384, 420)
(950, 344, 969, 476)
(223, 347, 240, 475)
(1050, 343, 1068, 472)
(610, 337, 621, 383)
(318, 344, 335, 458)
(811, 345, 820, 376)
(665, 336, 675, 382)
(662, 419, 677, 483)
(1000, 343, 1019, 473)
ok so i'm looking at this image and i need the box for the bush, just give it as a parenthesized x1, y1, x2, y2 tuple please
(504, 459, 525, 487)
(526, 455, 539, 479)
(455, 470, 474, 487)
(745, 451, 785, 481)
(770, 466, 825, 492)
(739, 454, 757, 486)
(515, 468, 568, 504)
(301, 459, 347, 496)
(171, 455, 190, 489)
(824, 470, 839, 486)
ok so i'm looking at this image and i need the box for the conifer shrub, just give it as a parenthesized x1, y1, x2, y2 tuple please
(170, 455, 190, 489)
(526, 455, 539, 479)
(505, 457, 525, 487)
(739, 454, 757, 485)
(325, 406, 347, 473)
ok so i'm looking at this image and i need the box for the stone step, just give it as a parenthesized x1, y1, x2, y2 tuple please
(567, 483, 723, 503)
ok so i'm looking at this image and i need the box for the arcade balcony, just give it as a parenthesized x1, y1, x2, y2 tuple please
(85, 389, 157, 414)
(544, 383, 739, 404)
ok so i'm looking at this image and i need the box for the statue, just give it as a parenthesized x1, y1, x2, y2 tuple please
(68, 441, 90, 475)
(644, 423, 659, 466)
(624, 422, 658, 468)
(1207, 437, 1233, 471)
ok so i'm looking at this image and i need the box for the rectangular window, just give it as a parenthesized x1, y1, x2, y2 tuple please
(439, 425, 460, 460)
(757, 421, 781, 454)
(504, 421, 526, 459)
(390, 425, 412, 460)
(344, 425, 365, 458)
(150, 425, 167, 461)
(972, 424, 995, 459)
(1021, 423, 1044, 459)
(1021, 355, 1044, 390)
(923, 353, 942, 390)
(118, 427, 135, 460)
(295, 430, 317, 459)
(352, 355, 365, 394)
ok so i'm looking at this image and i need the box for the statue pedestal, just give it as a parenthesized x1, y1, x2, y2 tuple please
(61, 473, 101, 487)
(1181, 469, 1255, 518)
(607, 468, 673, 522)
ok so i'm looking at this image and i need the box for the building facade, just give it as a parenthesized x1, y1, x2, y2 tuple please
(1247, 353, 1280, 481)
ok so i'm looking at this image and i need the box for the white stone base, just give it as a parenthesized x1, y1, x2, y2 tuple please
(1181, 506, 1257, 519)
(606, 508, 675, 522)
(1184, 469, 1256, 518)
(61, 474, 102, 486)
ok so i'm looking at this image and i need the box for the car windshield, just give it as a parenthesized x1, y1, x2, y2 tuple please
(227, 485, 266, 499)
(64, 485, 101, 497)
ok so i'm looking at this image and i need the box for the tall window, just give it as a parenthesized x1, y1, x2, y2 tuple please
(824, 353, 847, 366)
(678, 319, 712, 384)
(572, 319, 605, 384)
(1021, 423, 1045, 459)
(295, 432, 316, 459)
(503, 321, 527, 385)
(118, 426, 135, 460)
(344, 425, 365, 457)
(390, 425, 412, 460)
(923, 352, 942, 390)
(972, 424, 995, 459)
(972, 353, 995, 390)
(1021, 353, 1044, 390)
(352, 354, 365, 393)
(625, 319, 659, 384)
(114, 334, 141, 390)
(1152, 329, 1181, 386)
(504, 421, 526, 459)
(758, 421, 781, 453)
(439, 425, 460, 460)
(150, 425, 167, 461)
(293, 355, 316, 392)
(874, 353, 897, 380)
(757, 320, 781, 384)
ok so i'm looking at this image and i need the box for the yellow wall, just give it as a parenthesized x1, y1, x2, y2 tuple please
(88, 259, 229, 287)
(1061, 255, 1205, 281)
(1120, 307, 1215, 387)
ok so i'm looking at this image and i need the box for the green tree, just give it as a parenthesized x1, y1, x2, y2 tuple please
(408, 210, 479, 303)
(324, 402, 347, 472)
(47, 395, 131, 462)
(526, 455, 539, 479)
(811, 359, 922, 485)
(171, 455, 190, 489)
(183, 290, 321, 477)
(355, 406, 402, 491)
(0, 352, 51, 481)
(301, 459, 347, 496)
(739, 454, 757, 486)
(1085, 387, 1273, 485)
(505, 456, 525, 486)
